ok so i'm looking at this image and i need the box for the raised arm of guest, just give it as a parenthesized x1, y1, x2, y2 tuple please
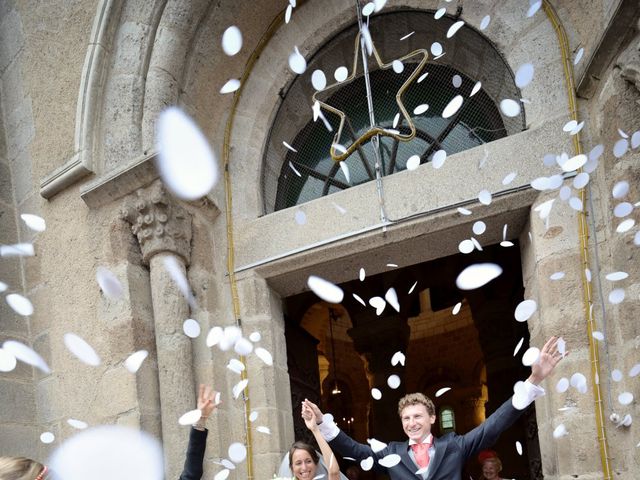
(179, 384, 218, 480)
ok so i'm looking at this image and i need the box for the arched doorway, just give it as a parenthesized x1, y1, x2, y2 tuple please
(285, 241, 541, 479)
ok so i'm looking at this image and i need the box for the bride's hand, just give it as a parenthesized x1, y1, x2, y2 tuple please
(301, 403, 317, 431)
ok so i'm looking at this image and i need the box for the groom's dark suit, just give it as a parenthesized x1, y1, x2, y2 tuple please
(329, 396, 522, 480)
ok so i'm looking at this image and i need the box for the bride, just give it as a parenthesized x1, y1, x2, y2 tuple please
(277, 399, 346, 480)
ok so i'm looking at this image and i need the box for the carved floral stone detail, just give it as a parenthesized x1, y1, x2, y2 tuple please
(120, 180, 192, 265)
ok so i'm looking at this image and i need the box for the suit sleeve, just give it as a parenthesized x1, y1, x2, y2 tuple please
(328, 431, 390, 474)
(457, 396, 524, 461)
(178, 427, 208, 480)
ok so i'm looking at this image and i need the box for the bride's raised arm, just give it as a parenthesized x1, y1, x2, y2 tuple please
(302, 399, 341, 480)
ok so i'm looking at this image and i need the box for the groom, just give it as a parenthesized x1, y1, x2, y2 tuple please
(305, 337, 565, 480)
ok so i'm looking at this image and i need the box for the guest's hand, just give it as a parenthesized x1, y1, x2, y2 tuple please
(529, 336, 567, 385)
(197, 384, 218, 419)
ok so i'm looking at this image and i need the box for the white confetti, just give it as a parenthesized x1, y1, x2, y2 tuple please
(221, 26, 242, 56)
(20, 214, 46, 232)
(456, 263, 502, 290)
(124, 350, 148, 373)
(64, 333, 101, 367)
(379, 454, 401, 468)
(6, 293, 34, 316)
(232, 379, 249, 399)
(307, 276, 344, 303)
(435, 387, 451, 397)
(255, 347, 273, 366)
(220, 79, 240, 94)
(3, 340, 50, 373)
(156, 108, 218, 200)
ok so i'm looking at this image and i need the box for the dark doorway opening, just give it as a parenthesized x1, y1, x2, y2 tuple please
(284, 241, 542, 480)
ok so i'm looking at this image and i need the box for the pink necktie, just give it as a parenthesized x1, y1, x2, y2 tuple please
(411, 442, 431, 469)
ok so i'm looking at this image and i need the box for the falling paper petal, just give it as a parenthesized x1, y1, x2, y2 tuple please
(163, 256, 197, 309)
(478, 190, 492, 205)
(3, 340, 50, 373)
(255, 347, 273, 366)
(124, 350, 148, 373)
(295, 210, 307, 225)
(228, 443, 247, 463)
(334, 67, 348, 82)
(513, 338, 524, 356)
(502, 172, 517, 185)
(500, 99, 521, 117)
(360, 457, 374, 471)
(514, 299, 537, 322)
(612, 369, 623, 382)
(432, 149, 446, 169)
(447, 21, 465, 38)
(556, 377, 569, 393)
(234, 337, 253, 356)
(430, 42, 443, 56)
(606, 271, 628, 281)
(249, 411, 258, 422)
(227, 359, 245, 374)
(220, 79, 240, 94)
(353, 293, 366, 306)
(6, 293, 34, 316)
(515, 64, 534, 88)
(41, 432, 55, 444)
(392, 60, 404, 74)
(612, 181, 629, 198)
(472, 221, 486, 235)
(527, 0, 542, 17)
(456, 263, 502, 290)
(442, 95, 463, 119)
(592, 331, 604, 341)
(67, 419, 88, 430)
(21, 214, 46, 232)
(391, 351, 405, 367)
(522, 347, 540, 366)
(406, 155, 420, 171)
(156, 108, 218, 200)
(387, 374, 401, 389)
(183, 319, 201, 338)
(207, 327, 223, 347)
(0, 243, 34, 257)
(222, 26, 242, 56)
(369, 296, 386, 316)
(367, 438, 387, 453)
(179, 409, 202, 426)
(307, 276, 344, 303)
(629, 364, 640, 377)
(435, 387, 451, 397)
(618, 392, 633, 406)
(609, 289, 625, 304)
(452, 302, 461, 315)
(214, 470, 230, 480)
(414, 104, 429, 115)
(379, 454, 401, 468)
(408, 281, 417, 294)
(553, 424, 568, 439)
(614, 202, 632, 218)
(96, 267, 123, 299)
(0, 348, 17, 372)
(256, 426, 271, 434)
(64, 333, 101, 367)
(311, 70, 327, 91)
(232, 379, 249, 399)
(613, 139, 628, 158)
(616, 219, 635, 233)
(371, 388, 382, 400)
(289, 46, 306, 74)
(480, 15, 491, 30)
(385, 288, 400, 312)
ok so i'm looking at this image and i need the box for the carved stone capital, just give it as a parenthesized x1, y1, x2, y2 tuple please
(120, 180, 192, 265)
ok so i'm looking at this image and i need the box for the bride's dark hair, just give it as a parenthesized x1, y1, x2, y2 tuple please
(288, 441, 320, 469)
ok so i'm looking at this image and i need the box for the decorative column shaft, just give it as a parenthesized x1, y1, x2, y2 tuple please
(121, 180, 195, 480)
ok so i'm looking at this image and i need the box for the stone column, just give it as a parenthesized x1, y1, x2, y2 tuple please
(121, 180, 195, 479)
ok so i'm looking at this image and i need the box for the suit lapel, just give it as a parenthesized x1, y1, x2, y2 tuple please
(399, 440, 418, 476)
(425, 436, 446, 480)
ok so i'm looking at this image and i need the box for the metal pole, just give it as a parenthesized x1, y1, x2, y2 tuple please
(356, 0, 388, 230)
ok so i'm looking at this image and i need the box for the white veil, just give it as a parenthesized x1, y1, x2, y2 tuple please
(277, 451, 349, 480)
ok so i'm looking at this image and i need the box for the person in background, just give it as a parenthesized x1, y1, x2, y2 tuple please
(179, 384, 218, 480)
(0, 457, 48, 480)
(477, 450, 511, 480)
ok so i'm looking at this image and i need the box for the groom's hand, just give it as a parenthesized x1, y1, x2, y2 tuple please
(303, 399, 324, 424)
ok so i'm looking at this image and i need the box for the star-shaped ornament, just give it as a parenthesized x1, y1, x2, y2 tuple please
(312, 32, 428, 162)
